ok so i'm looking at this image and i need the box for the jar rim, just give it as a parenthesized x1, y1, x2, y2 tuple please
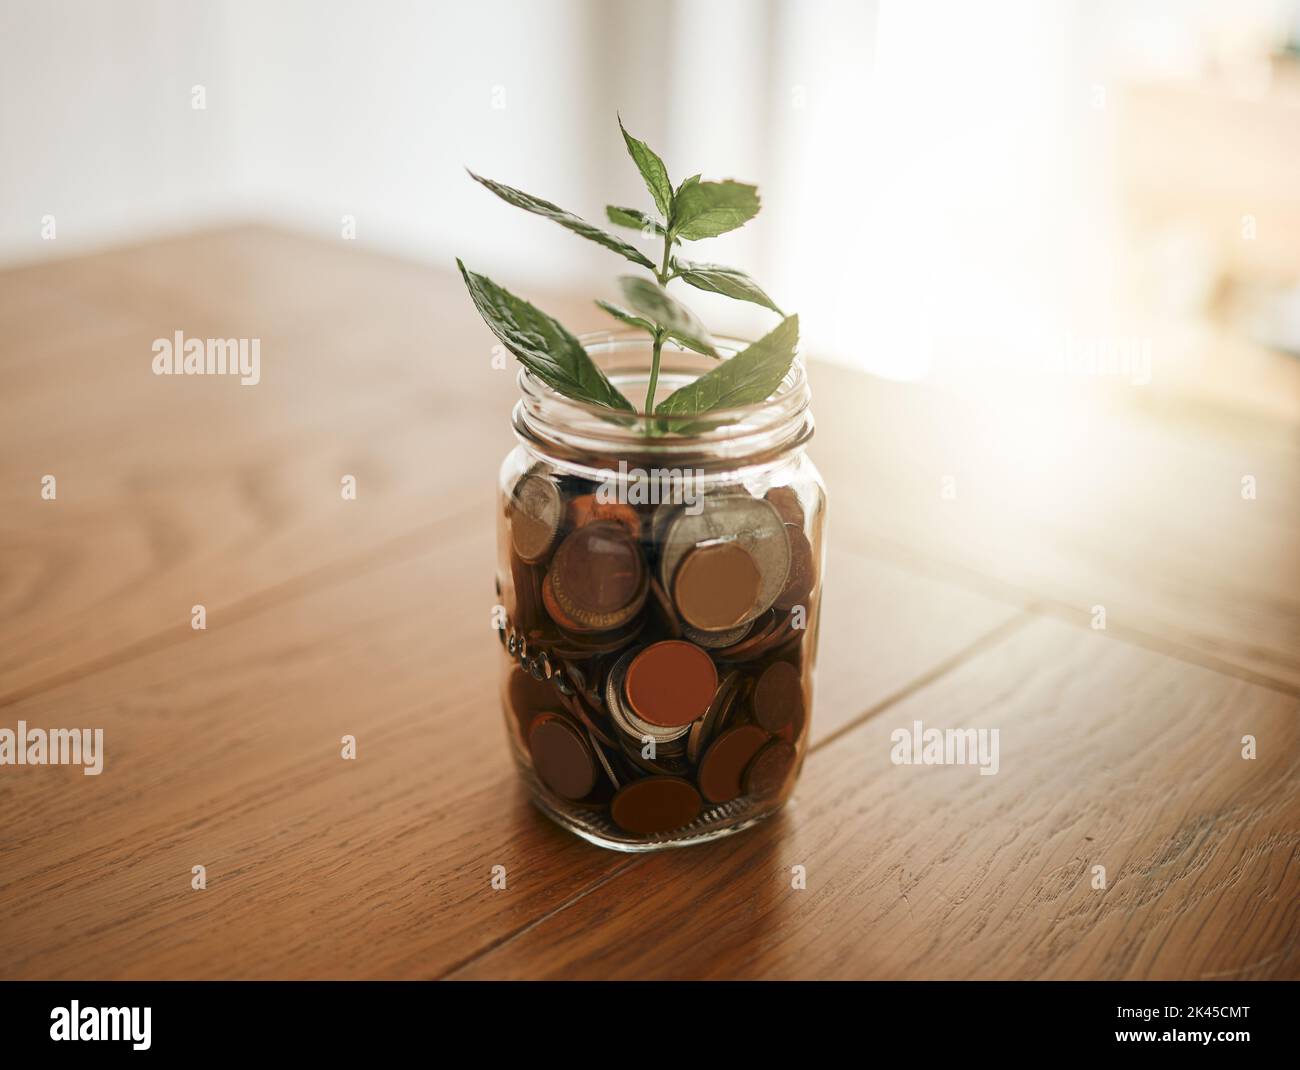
(513, 330, 814, 468)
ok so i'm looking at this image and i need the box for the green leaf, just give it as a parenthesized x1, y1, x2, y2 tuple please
(655, 315, 798, 417)
(675, 261, 783, 315)
(672, 180, 760, 240)
(458, 260, 634, 412)
(617, 276, 718, 358)
(598, 298, 720, 359)
(468, 171, 654, 270)
(606, 205, 666, 237)
(618, 117, 672, 219)
(595, 299, 654, 334)
(675, 173, 701, 196)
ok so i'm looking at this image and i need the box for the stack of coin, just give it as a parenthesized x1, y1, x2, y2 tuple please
(501, 465, 819, 839)
(659, 495, 791, 634)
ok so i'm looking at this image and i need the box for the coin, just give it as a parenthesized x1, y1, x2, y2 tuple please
(682, 620, 751, 649)
(558, 690, 619, 749)
(588, 731, 622, 790)
(752, 659, 804, 732)
(509, 470, 563, 563)
(610, 776, 702, 835)
(713, 609, 778, 659)
(648, 577, 684, 639)
(698, 724, 770, 803)
(528, 713, 597, 800)
(605, 648, 692, 745)
(508, 666, 556, 733)
(672, 542, 763, 631)
(774, 524, 815, 610)
(660, 495, 790, 629)
(546, 521, 647, 633)
(765, 486, 804, 527)
(716, 609, 799, 663)
(625, 640, 718, 728)
(566, 494, 642, 540)
(686, 670, 741, 763)
(619, 738, 691, 778)
(743, 739, 797, 798)
(509, 554, 544, 633)
(548, 615, 646, 657)
(650, 502, 682, 548)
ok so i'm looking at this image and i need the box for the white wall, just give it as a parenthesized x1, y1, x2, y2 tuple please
(2, 0, 1292, 376)
(221, 0, 620, 285)
(0, 0, 663, 289)
(0, 0, 241, 259)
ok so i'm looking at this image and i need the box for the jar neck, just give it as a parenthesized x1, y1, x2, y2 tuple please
(513, 332, 815, 475)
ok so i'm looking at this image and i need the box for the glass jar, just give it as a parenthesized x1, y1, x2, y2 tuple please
(495, 332, 826, 851)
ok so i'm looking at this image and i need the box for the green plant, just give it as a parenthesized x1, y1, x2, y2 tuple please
(458, 116, 797, 426)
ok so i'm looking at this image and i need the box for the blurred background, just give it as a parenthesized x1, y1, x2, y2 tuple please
(2, 0, 1298, 414)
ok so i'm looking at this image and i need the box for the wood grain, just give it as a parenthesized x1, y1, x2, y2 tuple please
(0, 527, 1014, 977)
(1, 227, 1296, 980)
(0, 227, 558, 700)
(808, 362, 1300, 691)
(452, 616, 1300, 980)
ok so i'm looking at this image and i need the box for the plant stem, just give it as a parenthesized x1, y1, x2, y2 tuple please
(643, 230, 675, 418)
(645, 331, 664, 415)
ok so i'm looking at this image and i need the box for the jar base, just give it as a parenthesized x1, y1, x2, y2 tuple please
(524, 768, 786, 852)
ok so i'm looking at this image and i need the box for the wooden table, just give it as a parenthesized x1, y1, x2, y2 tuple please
(1, 227, 1297, 980)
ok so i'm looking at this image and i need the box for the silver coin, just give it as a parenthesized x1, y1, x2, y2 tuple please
(682, 621, 752, 648)
(509, 469, 563, 563)
(659, 495, 790, 628)
(604, 648, 692, 745)
(650, 502, 682, 548)
(588, 730, 622, 790)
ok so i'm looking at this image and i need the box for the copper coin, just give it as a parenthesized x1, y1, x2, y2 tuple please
(509, 554, 544, 633)
(548, 612, 646, 656)
(713, 609, 778, 659)
(528, 713, 597, 800)
(698, 724, 770, 803)
(773, 524, 815, 611)
(672, 542, 763, 632)
(624, 640, 718, 728)
(507, 666, 556, 732)
(509, 471, 563, 563)
(566, 494, 642, 540)
(717, 611, 797, 663)
(546, 521, 646, 632)
(610, 776, 702, 835)
(606, 647, 692, 744)
(648, 577, 684, 639)
(743, 739, 797, 798)
(686, 670, 741, 763)
(765, 486, 804, 527)
(659, 495, 790, 629)
(777, 685, 807, 742)
(752, 659, 804, 732)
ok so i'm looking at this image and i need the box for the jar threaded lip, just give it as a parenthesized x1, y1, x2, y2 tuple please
(514, 330, 814, 468)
